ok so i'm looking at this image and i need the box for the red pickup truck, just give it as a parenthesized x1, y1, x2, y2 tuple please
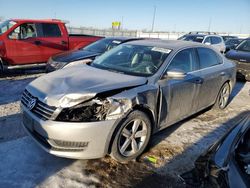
(0, 19, 102, 72)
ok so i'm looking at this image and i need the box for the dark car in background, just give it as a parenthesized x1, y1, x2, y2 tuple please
(225, 38, 243, 52)
(221, 35, 238, 42)
(181, 113, 250, 188)
(46, 37, 144, 72)
(226, 38, 250, 81)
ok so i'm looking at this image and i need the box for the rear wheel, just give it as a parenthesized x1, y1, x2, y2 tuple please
(110, 110, 151, 163)
(214, 82, 230, 110)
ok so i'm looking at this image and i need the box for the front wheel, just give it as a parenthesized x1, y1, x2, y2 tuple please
(214, 82, 230, 110)
(110, 110, 152, 163)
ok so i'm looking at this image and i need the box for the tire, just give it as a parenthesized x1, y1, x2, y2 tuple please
(110, 110, 152, 163)
(213, 82, 230, 110)
(0, 59, 3, 74)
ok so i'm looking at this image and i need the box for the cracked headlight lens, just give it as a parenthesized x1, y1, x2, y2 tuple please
(56, 98, 131, 122)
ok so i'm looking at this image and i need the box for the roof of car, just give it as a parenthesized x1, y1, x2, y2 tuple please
(221, 35, 237, 38)
(104, 36, 142, 42)
(125, 39, 207, 50)
(11, 19, 64, 23)
(183, 34, 205, 37)
(226, 38, 242, 41)
(184, 34, 224, 38)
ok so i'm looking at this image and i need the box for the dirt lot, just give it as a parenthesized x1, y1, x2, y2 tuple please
(0, 72, 249, 188)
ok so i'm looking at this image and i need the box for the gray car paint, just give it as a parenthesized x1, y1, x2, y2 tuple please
(21, 40, 236, 159)
(26, 64, 147, 108)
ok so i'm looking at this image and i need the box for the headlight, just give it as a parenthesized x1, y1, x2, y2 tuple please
(47, 58, 67, 69)
(56, 97, 131, 122)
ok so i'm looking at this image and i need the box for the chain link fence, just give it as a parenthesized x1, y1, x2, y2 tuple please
(68, 26, 250, 40)
(67, 27, 137, 37)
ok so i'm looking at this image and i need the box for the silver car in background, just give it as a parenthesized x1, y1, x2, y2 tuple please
(21, 40, 236, 163)
(178, 34, 226, 53)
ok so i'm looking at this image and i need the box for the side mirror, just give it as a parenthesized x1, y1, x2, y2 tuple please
(162, 69, 186, 79)
(205, 42, 211, 45)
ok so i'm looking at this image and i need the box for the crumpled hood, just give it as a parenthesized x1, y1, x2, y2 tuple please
(26, 64, 147, 108)
(52, 50, 100, 62)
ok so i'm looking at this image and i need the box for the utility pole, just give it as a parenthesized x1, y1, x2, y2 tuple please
(208, 17, 212, 32)
(121, 16, 124, 30)
(239, 25, 242, 34)
(151, 6, 156, 32)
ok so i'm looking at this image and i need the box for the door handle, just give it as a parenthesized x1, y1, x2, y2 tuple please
(195, 78, 203, 84)
(34, 40, 41, 45)
(61, 40, 67, 45)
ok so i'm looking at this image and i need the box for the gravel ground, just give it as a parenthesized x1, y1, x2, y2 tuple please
(0, 73, 249, 188)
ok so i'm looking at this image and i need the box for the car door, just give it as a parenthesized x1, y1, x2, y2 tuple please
(158, 48, 201, 127)
(35, 23, 68, 61)
(5, 23, 45, 64)
(195, 47, 224, 111)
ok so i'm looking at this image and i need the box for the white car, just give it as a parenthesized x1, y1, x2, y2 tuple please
(178, 33, 226, 53)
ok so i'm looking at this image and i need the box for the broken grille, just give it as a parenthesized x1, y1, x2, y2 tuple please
(21, 89, 56, 120)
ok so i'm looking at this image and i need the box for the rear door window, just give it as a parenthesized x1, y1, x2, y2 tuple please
(211, 37, 222, 44)
(37, 23, 62, 37)
(167, 48, 198, 73)
(197, 48, 221, 69)
(203, 37, 211, 44)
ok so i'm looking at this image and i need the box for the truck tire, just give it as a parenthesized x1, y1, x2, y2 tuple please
(0, 59, 4, 74)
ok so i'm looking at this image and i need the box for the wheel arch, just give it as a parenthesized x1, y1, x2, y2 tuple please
(106, 104, 156, 154)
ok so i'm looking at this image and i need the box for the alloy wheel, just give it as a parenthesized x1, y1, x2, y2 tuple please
(218, 83, 230, 109)
(118, 119, 148, 157)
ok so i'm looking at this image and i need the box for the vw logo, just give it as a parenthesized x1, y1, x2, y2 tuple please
(27, 98, 37, 110)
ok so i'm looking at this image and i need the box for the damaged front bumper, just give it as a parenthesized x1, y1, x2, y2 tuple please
(21, 105, 117, 159)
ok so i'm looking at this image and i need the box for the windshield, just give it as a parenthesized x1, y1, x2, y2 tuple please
(0, 20, 17, 35)
(236, 40, 250, 52)
(91, 44, 171, 77)
(82, 38, 120, 53)
(179, 35, 204, 43)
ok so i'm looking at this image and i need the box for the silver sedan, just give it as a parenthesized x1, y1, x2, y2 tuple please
(21, 40, 236, 163)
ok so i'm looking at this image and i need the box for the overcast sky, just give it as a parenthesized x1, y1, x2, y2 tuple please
(1, 0, 250, 33)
